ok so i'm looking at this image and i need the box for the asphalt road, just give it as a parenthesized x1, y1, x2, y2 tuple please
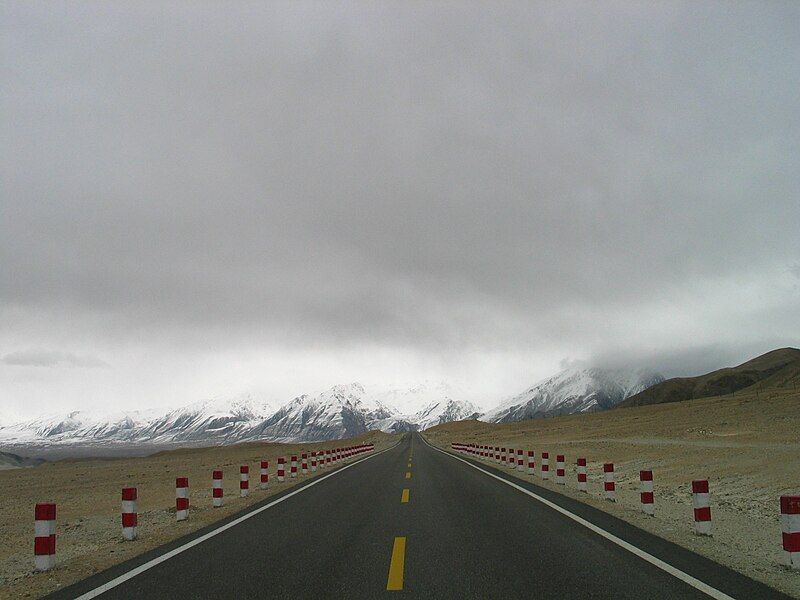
(50, 433, 789, 599)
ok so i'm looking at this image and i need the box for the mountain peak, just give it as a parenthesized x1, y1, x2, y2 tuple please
(483, 366, 664, 423)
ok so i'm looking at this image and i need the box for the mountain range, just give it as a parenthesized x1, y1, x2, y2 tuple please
(0, 366, 659, 454)
(0, 381, 482, 451)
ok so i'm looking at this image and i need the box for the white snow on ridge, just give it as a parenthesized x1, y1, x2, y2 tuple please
(482, 366, 664, 423)
(0, 382, 476, 449)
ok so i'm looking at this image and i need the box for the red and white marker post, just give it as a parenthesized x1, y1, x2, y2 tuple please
(290, 455, 298, 478)
(516, 449, 524, 472)
(603, 463, 616, 501)
(692, 480, 712, 535)
(301, 453, 308, 475)
(576, 458, 587, 492)
(213, 470, 224, 507)
(556, 455, 566, 485)
(640, 469, 654, 515)
(507, 448, 515, 469)
(311, 452, 318, 472)
(34, 503, 56, 571)
(240, 465, 249, 497)
(260, 461, 269, 490)
(326, 449, 332, 466)
(541, 452, 550, 480)
(176, 477, 189, 521)
(122, 487, 138, 540)
(527, 451, 535, 476)
(781, 495, 800, 570)
(277, 457, 286, 482)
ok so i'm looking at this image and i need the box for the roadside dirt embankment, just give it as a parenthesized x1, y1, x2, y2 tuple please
(425, 390, 800, 598)
(0, 430, 396, 599)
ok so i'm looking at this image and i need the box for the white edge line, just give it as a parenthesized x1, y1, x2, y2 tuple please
(75, 442, 399, 600)
(420, 436, 737, 600)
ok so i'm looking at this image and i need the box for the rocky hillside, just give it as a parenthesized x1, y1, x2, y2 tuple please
(618, 348, 800, 408)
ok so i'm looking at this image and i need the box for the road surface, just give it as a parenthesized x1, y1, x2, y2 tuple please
(50, 433, 789, 599)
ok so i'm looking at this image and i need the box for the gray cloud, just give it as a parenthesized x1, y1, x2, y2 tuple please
(2, 350, 109, 369)
(1, 2, 799, 416)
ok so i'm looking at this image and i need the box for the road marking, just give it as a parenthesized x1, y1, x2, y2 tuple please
(386, 536, 407, 590)
(401, 488, 410, 503)
(72, 443, 398, 600)
(421, 436, 737, 600)
(405, 471, 412, 479)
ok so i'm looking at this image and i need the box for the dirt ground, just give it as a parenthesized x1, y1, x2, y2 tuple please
(424, 389, 800, 598)
(0, 431, 395, 599)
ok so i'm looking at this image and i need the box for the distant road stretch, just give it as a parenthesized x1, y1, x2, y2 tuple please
(50, 433, 789, 599)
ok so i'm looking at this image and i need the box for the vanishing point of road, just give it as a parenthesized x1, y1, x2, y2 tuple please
(50, 433, 789, 599)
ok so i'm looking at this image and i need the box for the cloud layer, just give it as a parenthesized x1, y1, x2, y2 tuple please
(1, 3, 798, 418)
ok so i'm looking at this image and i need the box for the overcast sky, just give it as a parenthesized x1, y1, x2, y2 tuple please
(2, 2, 799, 419)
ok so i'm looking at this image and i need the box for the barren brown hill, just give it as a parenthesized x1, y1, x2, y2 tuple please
(618, 347, 800, 408)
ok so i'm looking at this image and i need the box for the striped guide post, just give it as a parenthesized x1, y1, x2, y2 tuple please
(603, 463, 616, 501)
(122, 487, 138, 540)
(507, 448, 515, 469)
(692, 480, 712, 535)
(240, 465, 249, 497)
(576, 458, 587, 492)
(640, 469, 654, 515)
(326, 449, 331, 465)
(781, 495, 800, 569)
(176, 477, 189, 521)
(500, 447, 506, 464)
(495, 446, 501, 464)
(260, 461, 269, 489)
(301, 453, 308, 475)
(527, 450, 535, 475)
(541, 452, 550, 479)
(516, 449, 524, 471)
(34, 503, 56, 571)
(277, 457, 286, 482)
(290, 455, 298, 478)
(213, 470, 224, 507)
(556, 455, 566, 484)
(311, 452, 318, 472)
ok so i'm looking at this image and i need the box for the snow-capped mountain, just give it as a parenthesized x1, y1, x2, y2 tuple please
(0, 383, 476, 451)
(482, 367, 664, 423)
(412, 398, 481, 431)
(0, 393, 280, 447)
(248, 383, 409, 442)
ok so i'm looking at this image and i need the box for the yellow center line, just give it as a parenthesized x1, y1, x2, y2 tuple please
(405, 471, 411, 479)
(386, 536, 407, 590)
(401, 488, 410, 503)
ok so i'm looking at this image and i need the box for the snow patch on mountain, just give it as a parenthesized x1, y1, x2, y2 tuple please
(482, 367, 664, 423)
(0, 382, 476, 450)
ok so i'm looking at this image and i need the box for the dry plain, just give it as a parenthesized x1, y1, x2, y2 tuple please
(425, 387, 800, 598)
(0, 431, 395, 599)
